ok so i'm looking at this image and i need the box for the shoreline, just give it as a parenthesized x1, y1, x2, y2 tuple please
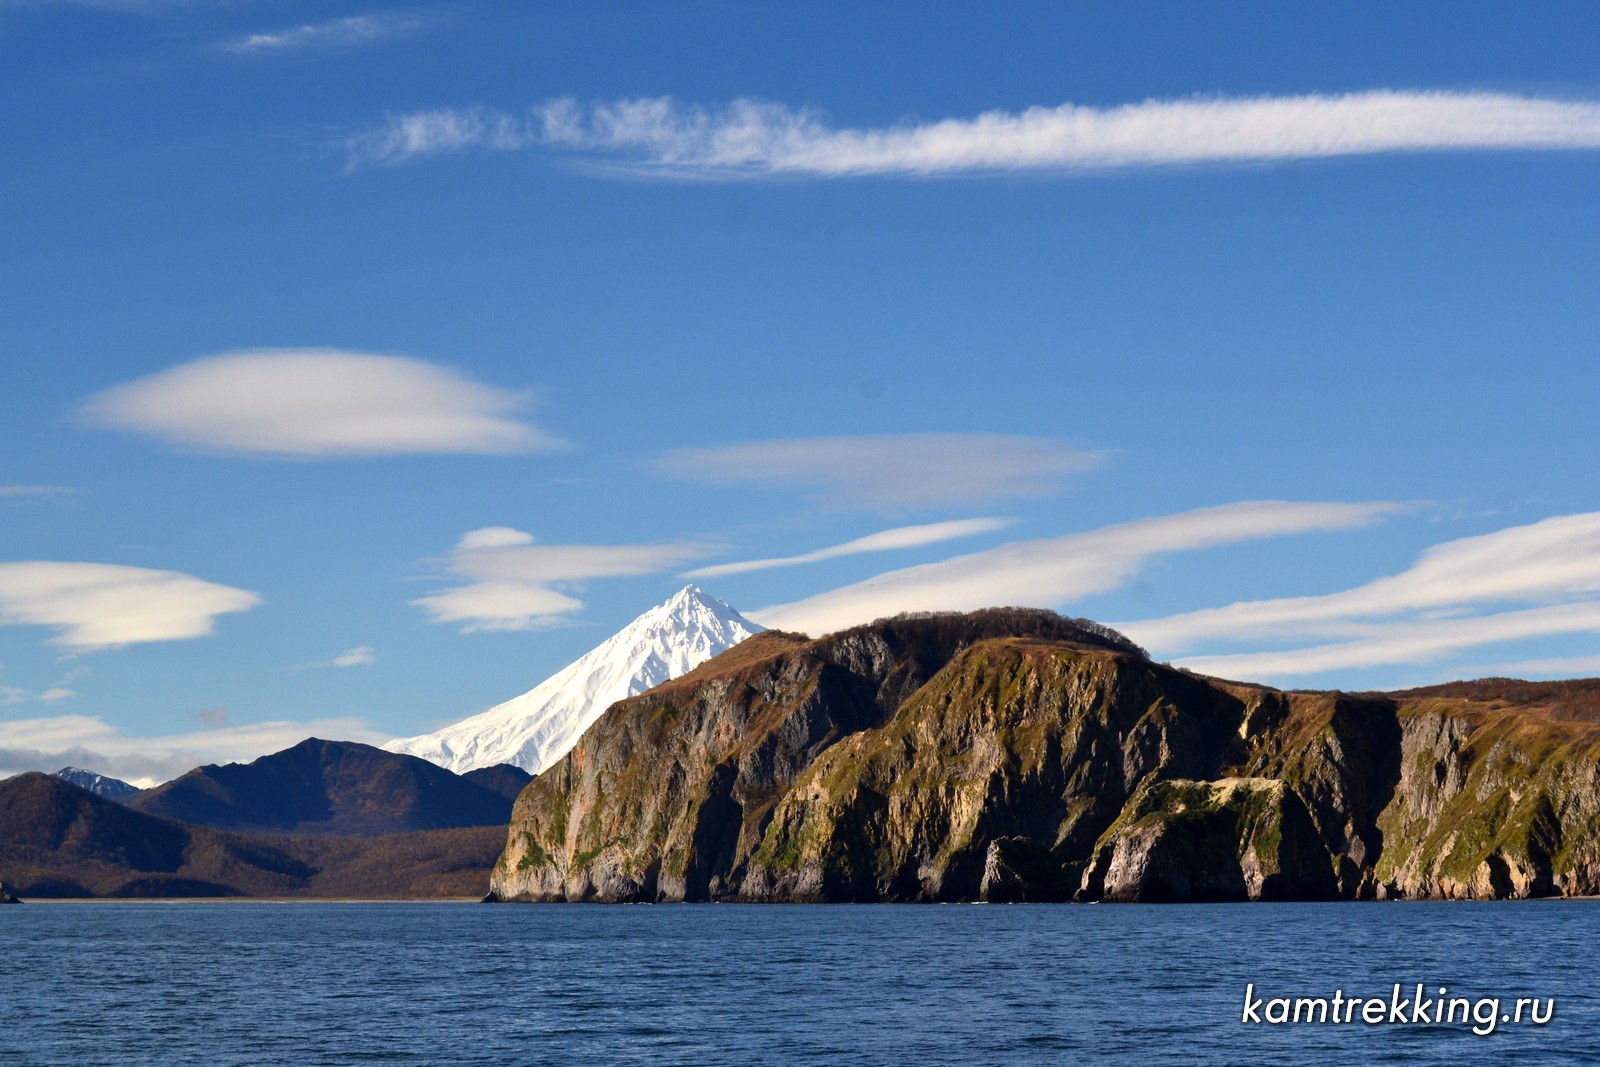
(7, 895, 1597, 905)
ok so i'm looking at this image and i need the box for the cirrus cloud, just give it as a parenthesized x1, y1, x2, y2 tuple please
(685, 518, 1016, 578)
(1120, 510, 1600, 683)
(220, 12, 426, 55)
(78, 349, 567, 459)
(347, 90, 1600, 175)
(0, 561, 261, 651)
(753, 500, 1401, 636)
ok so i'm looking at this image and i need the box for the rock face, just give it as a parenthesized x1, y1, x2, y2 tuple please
(488, 610, 1600, 903)
(0, 881, 20, 903)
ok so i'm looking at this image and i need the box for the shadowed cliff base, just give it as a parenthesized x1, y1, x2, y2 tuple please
(487, 609, 1600, 903)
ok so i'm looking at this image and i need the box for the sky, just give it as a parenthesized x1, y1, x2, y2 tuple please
(3, 1, 1600, 783)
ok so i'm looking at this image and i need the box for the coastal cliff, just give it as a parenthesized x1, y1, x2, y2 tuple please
(488, 611, 1600, 903)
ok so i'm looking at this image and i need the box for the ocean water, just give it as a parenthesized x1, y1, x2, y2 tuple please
(2, 901, 1596, 1065)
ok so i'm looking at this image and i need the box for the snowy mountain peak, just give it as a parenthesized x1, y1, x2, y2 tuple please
(53, 766, 140, 801)
(384, 588, 763, 775)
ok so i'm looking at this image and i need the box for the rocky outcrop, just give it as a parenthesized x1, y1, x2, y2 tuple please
(488, 610, 1600, 903)
(0, 881, 20, 904)
(1080, 778, 1336, 902)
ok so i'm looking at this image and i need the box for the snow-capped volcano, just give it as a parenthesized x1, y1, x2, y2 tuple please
(385, 586, 762, 775)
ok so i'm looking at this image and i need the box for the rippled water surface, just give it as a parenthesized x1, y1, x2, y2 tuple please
(3, 900, 1597, 1065)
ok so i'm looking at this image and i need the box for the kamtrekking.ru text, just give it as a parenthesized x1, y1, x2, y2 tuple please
(1240, 983, 1555, 1036)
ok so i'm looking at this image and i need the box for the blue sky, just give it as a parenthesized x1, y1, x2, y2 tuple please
(4, 1, 1600, 781)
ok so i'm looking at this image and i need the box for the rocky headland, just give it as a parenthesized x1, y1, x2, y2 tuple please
(488, 609, 1600, 903)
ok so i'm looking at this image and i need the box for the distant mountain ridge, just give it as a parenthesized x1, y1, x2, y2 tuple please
(0, 773, 502, 899)
(386, 586, 762, 774)
(53, 767, 139, 802)
(127, 738, 514, 835)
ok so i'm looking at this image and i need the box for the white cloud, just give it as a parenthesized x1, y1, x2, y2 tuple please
(0, 562, 260, 651)
(347, 90, 1600, 175)
(1447, 652, 1600, 680)
(37, 688, 75, 702)
(78, 349, 566, 459)
(292, 645, 377, 670)
(1121, 511, 1600, 651)
(330, 645, 376, 668)
(415, 527, 711, 631)
(0, 713, 391, 788)
(685, 518, 1016, 578)
(655, 434, 1102, 511)
(221, 12, 425, 54)
(1174, 602, 1600, 681)
(1109, 511, 1600, 683)
(753, 500, 1400, 636)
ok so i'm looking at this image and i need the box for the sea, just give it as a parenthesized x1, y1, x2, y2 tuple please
(3, 900, 1596, 1065)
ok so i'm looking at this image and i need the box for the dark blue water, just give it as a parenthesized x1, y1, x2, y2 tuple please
(2, 901, 1595, 1065)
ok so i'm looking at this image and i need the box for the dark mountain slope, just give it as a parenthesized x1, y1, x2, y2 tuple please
(0, 774, 502, 899)
(462, 764, 535, 801)
(128, 738, 512, 835)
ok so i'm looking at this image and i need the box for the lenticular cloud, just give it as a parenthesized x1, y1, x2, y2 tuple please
(78, 349, 565, 459)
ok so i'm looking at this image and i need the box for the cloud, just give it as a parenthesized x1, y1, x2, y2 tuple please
(415, 527, 712, 631)
(1116, 511, 1600, 683)
(346, 90, 1600, 175)
(0, 562, 260, 651)
(1174, 602, 1600, 681)
(291, 646, 377, 670)
(37, 688, 74, 702)
(0, 485, 72, 499)
(331, 645, 376, 668)
(0, 713, 390, 788)
(1121, 511, 1600, 651)
(685, 518, 1016, 578)
(221, 12, 425, 54)
(655, 435, 1102, 511)
(1447, 652, 1600, 681)
(78, 349, 567, 459)
(753, 500, 1400, 636)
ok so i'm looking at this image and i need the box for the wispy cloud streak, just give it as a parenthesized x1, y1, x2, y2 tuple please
(222, 12, 425, 55)
(1175, 602, 1600, 680)
(1122, 511, 1600, 682)
(753, 501, 1399, 636)
(1123, 512, 1600, 650)
(685, 518, 1015, 579)
(348, 90, 1600, 175)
